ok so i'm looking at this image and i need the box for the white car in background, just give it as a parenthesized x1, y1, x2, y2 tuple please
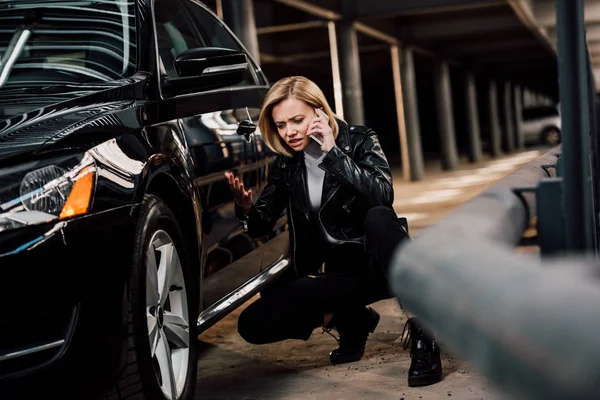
(521, 105, 562, 146)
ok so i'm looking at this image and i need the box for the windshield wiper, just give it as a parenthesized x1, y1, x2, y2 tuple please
(0, 27, 33, 89)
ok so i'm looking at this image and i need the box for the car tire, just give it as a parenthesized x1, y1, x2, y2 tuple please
(542, 127, 561, 145)
(102, 195, 198, 400)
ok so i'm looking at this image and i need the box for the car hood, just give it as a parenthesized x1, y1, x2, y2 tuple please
(0, 73, 150, 163)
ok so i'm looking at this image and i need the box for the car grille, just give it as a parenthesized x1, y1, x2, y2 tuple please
(0, 305, 78, 378)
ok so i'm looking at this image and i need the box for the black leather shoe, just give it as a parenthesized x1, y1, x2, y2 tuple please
(402, 317, 442, 387)
(326, 306, 380, 365)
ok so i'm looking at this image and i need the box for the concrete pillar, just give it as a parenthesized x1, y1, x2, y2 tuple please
(488, 81, 502, 157)
(223, 0, 260, 63)
(465, 72, 482, 163)
(503, 82, 515, 153)
(336, 21, 365, 125)
(434, 60, 459, 171)
(393, 45, 424, 181)
(523, 88, 531, 107)
(514, 85, 525, 149)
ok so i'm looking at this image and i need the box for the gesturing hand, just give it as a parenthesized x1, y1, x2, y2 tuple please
(307, 108, 335, 152)
(224, 171, 253, 214)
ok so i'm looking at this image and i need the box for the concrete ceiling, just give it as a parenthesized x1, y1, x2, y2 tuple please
(245, 0, 560, 96)
(532, 0, 600, 92)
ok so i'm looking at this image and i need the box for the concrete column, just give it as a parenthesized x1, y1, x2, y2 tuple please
(434, 60, 459, 171)
(503, 82, 515, 153)
(393, 45, 424, 181)
(223, 0, 260, 63)
(523, 88, 531, 107)
(488, 81, 502, 157)
(514, 85, 525, 149)
(465, 72, 482, 163)
(336, 21, 365, 125)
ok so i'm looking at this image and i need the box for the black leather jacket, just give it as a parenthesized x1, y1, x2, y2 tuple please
(236, 119, 394, 277)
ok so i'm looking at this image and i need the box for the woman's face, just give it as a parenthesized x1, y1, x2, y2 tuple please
(272, 96, 315, 152)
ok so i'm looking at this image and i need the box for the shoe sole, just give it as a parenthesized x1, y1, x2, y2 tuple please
(408, 373, 442, 387)
(329, 349, 366, 365)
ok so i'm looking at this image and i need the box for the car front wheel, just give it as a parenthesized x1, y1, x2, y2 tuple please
(103, 195, 198, 400)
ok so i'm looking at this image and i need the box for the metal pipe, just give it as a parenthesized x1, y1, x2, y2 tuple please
(390, 238, 600, 400)
(556, 0, 594, 252)
(388, 149, 573, 400)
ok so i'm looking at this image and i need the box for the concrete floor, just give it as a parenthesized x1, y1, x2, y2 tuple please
(194, 149, 547, 400)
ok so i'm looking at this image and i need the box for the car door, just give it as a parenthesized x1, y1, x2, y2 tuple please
(154, 0, 285, 309)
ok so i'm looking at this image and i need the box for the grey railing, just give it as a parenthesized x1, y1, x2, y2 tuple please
(389, 147, 600, 400)
(388, 1, 600, 399)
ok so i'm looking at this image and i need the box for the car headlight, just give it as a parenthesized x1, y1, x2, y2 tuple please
(0, 155, 96, 232)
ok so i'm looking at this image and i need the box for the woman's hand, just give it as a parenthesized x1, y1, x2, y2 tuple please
(307, 109, 336, 152)
(224, 171, 253, 214)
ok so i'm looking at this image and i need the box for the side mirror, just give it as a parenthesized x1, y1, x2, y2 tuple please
(163, 47, 249, 95)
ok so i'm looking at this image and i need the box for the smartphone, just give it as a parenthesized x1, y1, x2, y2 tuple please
(309, 108, 329, 146)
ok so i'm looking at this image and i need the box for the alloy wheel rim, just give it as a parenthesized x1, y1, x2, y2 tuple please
(146, 230, 190, 400)
(547, 129, 560, 144)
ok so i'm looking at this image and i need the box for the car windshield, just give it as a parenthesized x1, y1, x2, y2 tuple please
(0, 0, 136, 91)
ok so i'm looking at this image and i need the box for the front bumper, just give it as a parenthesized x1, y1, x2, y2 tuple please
(0, 204, 139, 396)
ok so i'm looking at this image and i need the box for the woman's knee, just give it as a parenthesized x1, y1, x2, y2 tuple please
(364, 206, 396, 235)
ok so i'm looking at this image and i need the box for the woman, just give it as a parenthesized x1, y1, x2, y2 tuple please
(225, 76, 441, 383)
(225, 75, 390, 365)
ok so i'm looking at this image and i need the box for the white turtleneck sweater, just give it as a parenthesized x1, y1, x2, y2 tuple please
(303, 141, 340, 244)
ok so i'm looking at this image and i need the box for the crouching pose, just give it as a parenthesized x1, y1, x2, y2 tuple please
(226, 75, 392, 364)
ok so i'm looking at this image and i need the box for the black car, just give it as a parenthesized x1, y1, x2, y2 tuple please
(0, 0, 290, 398)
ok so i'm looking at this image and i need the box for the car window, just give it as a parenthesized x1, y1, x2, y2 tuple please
(181, 0, 264, 87)
(0, 0, 136, 89)
(153, 0, 204, 79)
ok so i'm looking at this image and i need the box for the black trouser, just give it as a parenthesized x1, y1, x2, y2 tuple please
(238, 207, 408, 345)
(238, 243, 369, 344)
(364, 206, 410, 279)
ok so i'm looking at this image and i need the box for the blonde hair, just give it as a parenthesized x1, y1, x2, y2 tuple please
(258, 76, 342, 158)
